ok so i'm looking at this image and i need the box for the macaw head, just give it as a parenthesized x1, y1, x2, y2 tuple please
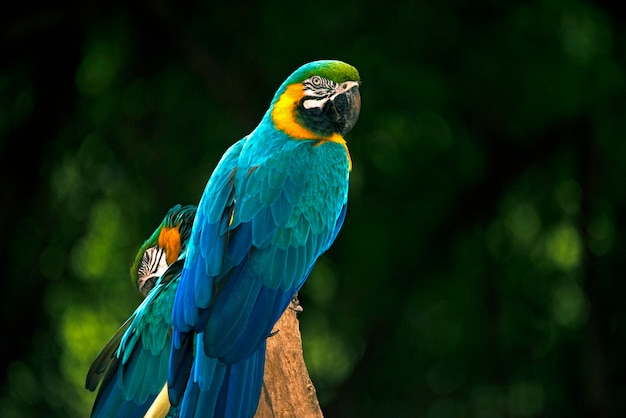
(130, 204, 197, 297)
(270, 60, 361, 140)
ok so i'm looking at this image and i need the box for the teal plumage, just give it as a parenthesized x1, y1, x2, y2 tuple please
(86, 204, 196, 418)
(170, 60, 361, 417)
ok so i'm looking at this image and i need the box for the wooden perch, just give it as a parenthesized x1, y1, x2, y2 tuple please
(255, 296, 324, 418)
(144, 296, 323, 417)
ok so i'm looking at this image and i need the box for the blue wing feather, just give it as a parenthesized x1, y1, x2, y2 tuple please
(168, 330, 194, 407)
(328, 204, 348, 250)
(267, 163, 288, 188)
(269, 191, 292, 226)
(251, 208, 277, 247)
(283, 174, 306, 204)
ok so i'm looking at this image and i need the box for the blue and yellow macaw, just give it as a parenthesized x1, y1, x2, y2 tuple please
(86, 204, 197, 418)
(168, 60, 361, 417)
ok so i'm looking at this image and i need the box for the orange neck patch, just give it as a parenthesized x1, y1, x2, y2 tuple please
(271, 83, 352, 171)
(158, 226, 181, 264)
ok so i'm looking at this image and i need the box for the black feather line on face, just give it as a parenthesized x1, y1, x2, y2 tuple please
(137, 245, 169, 295)
(138, 246, 166, 277)
(303, 76, 336, 97)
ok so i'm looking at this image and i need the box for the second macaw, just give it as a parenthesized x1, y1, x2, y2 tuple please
(169, 60, 361, 417)
(86, 204, 196, 418)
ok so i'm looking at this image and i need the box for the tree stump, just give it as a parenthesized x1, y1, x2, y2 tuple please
(255, 296, 324, 417)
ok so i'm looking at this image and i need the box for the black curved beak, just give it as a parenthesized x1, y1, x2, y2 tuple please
(333, 82, 361, 135)
(138, 274, 158, 297)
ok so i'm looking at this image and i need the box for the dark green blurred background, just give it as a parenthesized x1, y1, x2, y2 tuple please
(1, 0, 625, 417)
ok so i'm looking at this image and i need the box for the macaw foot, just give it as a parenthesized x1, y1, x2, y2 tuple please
(268, 294, 304, 339)
(289, 294, 303, 313)
(268, 329, 280, 338)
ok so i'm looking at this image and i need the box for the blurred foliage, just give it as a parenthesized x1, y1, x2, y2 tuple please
(1, 0, 625, 417)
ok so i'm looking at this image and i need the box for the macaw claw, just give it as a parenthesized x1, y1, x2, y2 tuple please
(289, 295, 303, 313)
(268, 329, 280, 338)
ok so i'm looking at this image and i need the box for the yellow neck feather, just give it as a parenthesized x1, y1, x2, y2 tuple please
(271, 84, 352, 171)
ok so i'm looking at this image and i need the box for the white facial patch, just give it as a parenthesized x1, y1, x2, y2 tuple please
(137, 246, 169, 292)
(302, 97, 329, 109)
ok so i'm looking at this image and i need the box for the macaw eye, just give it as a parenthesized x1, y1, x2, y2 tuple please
(301, 75, 336, 108)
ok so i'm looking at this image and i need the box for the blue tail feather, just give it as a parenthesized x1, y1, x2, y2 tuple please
(168, 330, 194, 407)
(178, 343, 266, 418)
(222, 343, 266, 418)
